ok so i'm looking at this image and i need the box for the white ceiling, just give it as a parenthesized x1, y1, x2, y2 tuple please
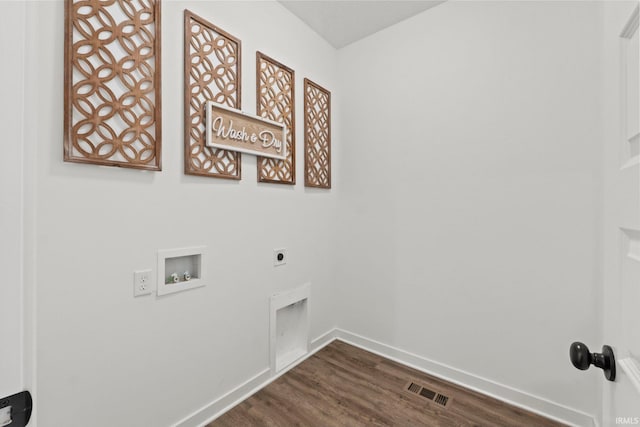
(278, 0, 445, 49)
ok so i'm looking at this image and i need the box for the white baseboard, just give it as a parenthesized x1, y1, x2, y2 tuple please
(174, 327, 596, 427)
(172, 367, 271, 427)
(173, 328, 339, 427)
(334, 329, 596, 427)
(309, 327, 339, 354)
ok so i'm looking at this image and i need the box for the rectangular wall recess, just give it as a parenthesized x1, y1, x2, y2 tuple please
(270, 283, 310, 373)
(157, 246, 206, 296)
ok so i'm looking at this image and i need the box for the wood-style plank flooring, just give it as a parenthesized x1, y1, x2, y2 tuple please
(209, 341, 565, 427)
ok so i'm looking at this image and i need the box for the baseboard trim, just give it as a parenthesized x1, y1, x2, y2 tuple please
(173, 367, 271, 427)
(334, 329, 596, 427)
(174, 327, 596, 427)
(174, 328, 339, 427)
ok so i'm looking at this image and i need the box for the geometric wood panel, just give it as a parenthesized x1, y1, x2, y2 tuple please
(304, 78, 331, 188)
(256, 52, 295, 184)
(64, 0, 162, 170)
(184, 10, 241, 179)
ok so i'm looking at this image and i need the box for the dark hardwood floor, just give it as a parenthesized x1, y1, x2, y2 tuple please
(209, 340, 565, 427)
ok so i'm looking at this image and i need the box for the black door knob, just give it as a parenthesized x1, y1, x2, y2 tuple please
(569, 342, 616, 381)
(570, 342, 592, 370)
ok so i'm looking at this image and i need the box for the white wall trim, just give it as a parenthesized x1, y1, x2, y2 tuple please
(0, 0, 27, 400)
(619, 357, 640, 396)
(334, 329, 597, 427)
(619, 4, 639, 38)
(174, 328, 339, 427)
(172, 368, 271, 427)
(23, 4, 39, 424)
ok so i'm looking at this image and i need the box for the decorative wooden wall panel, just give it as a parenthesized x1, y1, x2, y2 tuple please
(304, 79, 331, 188)
(64, 0, 162, 170)
(184, 10, 242, 179)
(256, 52, 295, 184)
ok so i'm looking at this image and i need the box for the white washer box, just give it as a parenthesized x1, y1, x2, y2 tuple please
(157, 246, 206, 296)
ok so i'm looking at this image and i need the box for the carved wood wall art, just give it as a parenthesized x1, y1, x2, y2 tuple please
(64, 0, 162, 170)
(304, 79, 331, 188)
(184, 10, 242, 179)
(206, 101, 287, 160)
(256, 52, 295, 184)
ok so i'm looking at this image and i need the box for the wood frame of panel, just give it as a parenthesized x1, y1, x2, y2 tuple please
(256, 52, 296, 185)
(304, 78, 331, 189)
(64, 0, 162, 170)
(184, 9, 242, 179)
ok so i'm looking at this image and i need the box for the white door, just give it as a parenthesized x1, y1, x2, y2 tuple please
(0, 0, 26, 402)
(603, 2, 640, 425)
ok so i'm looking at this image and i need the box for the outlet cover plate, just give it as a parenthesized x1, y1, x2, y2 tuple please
(134, 269, 153, 297)
(273, 248, 287, 266)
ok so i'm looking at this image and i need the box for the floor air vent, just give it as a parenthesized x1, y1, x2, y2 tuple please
(407, 382, 421, 394)
(405, 382, 451, 408)
(434, 393, 449, 406)
(419, 387, 436, 400)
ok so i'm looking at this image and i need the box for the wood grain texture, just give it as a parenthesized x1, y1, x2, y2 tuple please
(64, 0, 162, 170)
(209, 341, 565, 427)
(256, 52, 295, 184)
(184, 10, 241, 179)
(304, 78, 331, 188)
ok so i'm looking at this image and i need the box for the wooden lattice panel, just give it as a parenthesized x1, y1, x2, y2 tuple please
(64, 0, 162, 170)
(256, 52, 295, 184)
(184, 10, 242, 179)
(304, 79, 331, 188)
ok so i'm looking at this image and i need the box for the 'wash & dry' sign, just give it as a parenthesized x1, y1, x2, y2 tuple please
(205, 101, 287, 160)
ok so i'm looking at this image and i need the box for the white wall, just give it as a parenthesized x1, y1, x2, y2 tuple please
(336, 0, 603, 418)
(0, 0, 26, 399)
(24, 2, 338, 426)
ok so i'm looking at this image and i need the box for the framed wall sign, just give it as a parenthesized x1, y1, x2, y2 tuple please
(64, 0, 162, 170)
(184, 10, 242, 179)
(205, 101, 287, 160)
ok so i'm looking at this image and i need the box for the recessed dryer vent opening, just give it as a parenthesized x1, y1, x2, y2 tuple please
(270, 284, 310, 373)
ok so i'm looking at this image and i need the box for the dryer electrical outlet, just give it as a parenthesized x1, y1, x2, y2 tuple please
(273, 248, 287, 266)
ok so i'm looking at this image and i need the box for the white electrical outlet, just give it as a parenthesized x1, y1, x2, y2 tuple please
(273, 248, 287, 266)
(134, 269, 152, 297)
